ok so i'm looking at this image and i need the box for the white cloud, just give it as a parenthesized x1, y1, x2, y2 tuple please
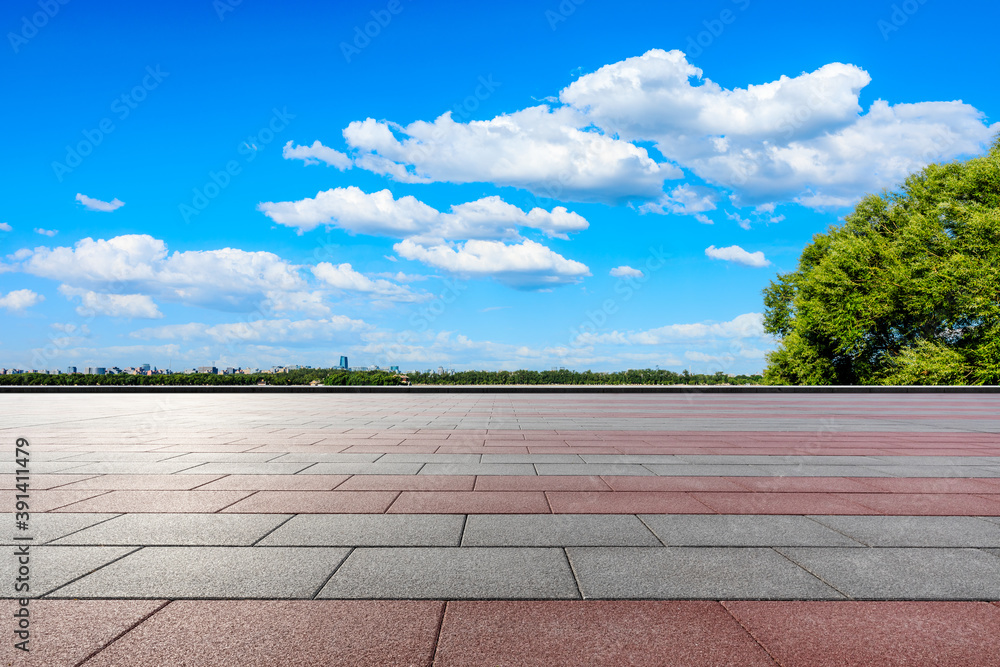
(258, 187, 589, 242)
(0, 222, 11, 232)
(576, 312, 766, 346)
(561, 49, 999, 207)
(343, 106, 680, 204)
(76, 193, 125, 212)
(34, 228, 58, 237)
(58, 285, 163, 318)
(312, 262, 429, 302)
(394, 238, 590, 289)
(609, 266, 643, 279)
(705, 244, 770, 268)
(639, 184, 719, 221)
(0, 289, 44, 313)
(132, 316, 370, 345)
(282, 140, 352, 169)
(16, 235, 311, 313)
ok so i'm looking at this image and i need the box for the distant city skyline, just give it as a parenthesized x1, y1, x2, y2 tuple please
(2, 0, 997, 373)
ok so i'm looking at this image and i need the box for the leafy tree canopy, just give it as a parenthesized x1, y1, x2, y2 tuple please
(762, 137, 1000, 385)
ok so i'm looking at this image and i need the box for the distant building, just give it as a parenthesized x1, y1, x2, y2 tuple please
(196, 366, 217, 374)
(66, 366, 77, 374)
(84, 367, 106, 375)
(339, 356, 348, 370)
(140, 363, 150, 372)
(390, 366, 399, 372)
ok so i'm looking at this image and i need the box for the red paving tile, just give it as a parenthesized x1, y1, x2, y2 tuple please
(435, 601, 773, 666)
(337, 474, 476, 491)
(196, 474, 350, 491)
(57, 474, 228, 491)
(51, 489, 254, 513)
(546, 491, 715, 514)
(601, 476, 749, 492)
(474, 475, 612, 491)
(0, 600, 167, 667)
(387, 491, 551, 514)
(724, 601, 1000, 667)
(851, 477, 1000, 494)
(691, 492, 881, 515)
(82, 601, 444, 667)
(845, 493, 1000, 516)
(221, 490, 399, 513)
(728, 477, 875, 493)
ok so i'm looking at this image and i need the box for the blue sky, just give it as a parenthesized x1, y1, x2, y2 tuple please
(1, 0, 997, 373)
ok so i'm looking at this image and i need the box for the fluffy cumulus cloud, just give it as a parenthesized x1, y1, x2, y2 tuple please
(58, 285, 163, 318)
(343, 106, 680, 203)
(575, 312, 766, 346)
(313, 262, 429, 302)
(282, 140, 352, 169)
(609, 266, 643, 279)
(705, 244, 770, 268)
(0, 222, 11, 232)
(0, 289, 44, 313)
(259, 187, 589, 242)
(561, 49, 999, 207)
(76, 193, 125, 212)
(394, 238, 590, 289)
(131, 316, 369, 345)
(15, 235, 312, 313)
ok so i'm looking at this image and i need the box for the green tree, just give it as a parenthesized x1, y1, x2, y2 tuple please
(762, 138, 1000, 385)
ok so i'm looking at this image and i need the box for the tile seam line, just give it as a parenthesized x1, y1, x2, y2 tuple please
(214, 490, 259, 514)
(46, 512, 126, 545)
(250, 513, 298, 546)
(309, 546, 354, 599)
(428, 600, 449, 665)
(769, 546, 852, 600)
(75, 598, 174, 667)
(718, 601, 783, 667)
(187, 474, 229, 491)
(43, 489, 116, 512)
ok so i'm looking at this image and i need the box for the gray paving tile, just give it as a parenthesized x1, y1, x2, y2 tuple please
(180, 462, 316, 475)
(258, 514, 464, 547)
(0, 513, 120, 545)
(578, 455, 683, 464)
(535, 464, 655, 476)
(567, 547, 842, 599)
(268, 453, 382, 463)
(977, 516, 1000, 525)
(2, 546, 135, 596)
(0, 462, 91, 474)
(463, 514, 661, 547)
(376, 454, 481, 463)
(807, 516, 1000, 547)
(639, 515, 863, 547)
(753, 465, 891, 477)
(481, 454, 584, 463)
(165, 453, 286, 462)
(419, 463, 537, 476)
(318, 547, 579, 599)
(299, 462, 424, 475)
(865, 465, 1000, 478)
(54, 547, 350, 598)
(62, 462, 207, 475)
(870, 456, 1000, 466)
(51, 513, 292, 546)
(777, 547, 1000, 599)
(645, 464, 772, 477)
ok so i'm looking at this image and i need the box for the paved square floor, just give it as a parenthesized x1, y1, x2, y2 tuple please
(3, 390, 1000, 664)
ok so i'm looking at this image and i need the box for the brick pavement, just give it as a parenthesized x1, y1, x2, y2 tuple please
(3, 392, 1000, 665)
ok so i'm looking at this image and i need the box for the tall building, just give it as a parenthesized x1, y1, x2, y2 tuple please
(140, 363, 150, 372)
(66, 366, 77, 374)
(339, 356, 348, 369)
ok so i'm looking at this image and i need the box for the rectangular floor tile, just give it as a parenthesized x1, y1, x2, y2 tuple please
(691, 492, 881, 515)
(463, 514, 661, 547)
(419, 463, 537, 476)
(809, 515, 1000, 547)
(723, 600, 1000, 667)
(54, 547, 351, 598)
(221, 491, 398, 514)
(388, 491, 550, 514)
(195, 474, 350, 491)
(51, 490, 253, 514)
(258, 514, 464, 546)
(52, 513, 291, 546)
(299, 462, 424, 475)
(318, 547, 579, 599)
(474, 475, 612, 491)
(435, 601, 774, 666)
(601, 476, 748, 492)
(777, 547, 1000, 599)
(336, 475, 475, 491)
(535, 464, 655, 476)
(2, 546, 136, 597)
(640, 515, 863, 547)
(547, 491, 715, 514)
(568, 547, 841, 599)
(0, 512, 119, 545)
(845, 493, 1000, 516)
(80, 600, 444, 667)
